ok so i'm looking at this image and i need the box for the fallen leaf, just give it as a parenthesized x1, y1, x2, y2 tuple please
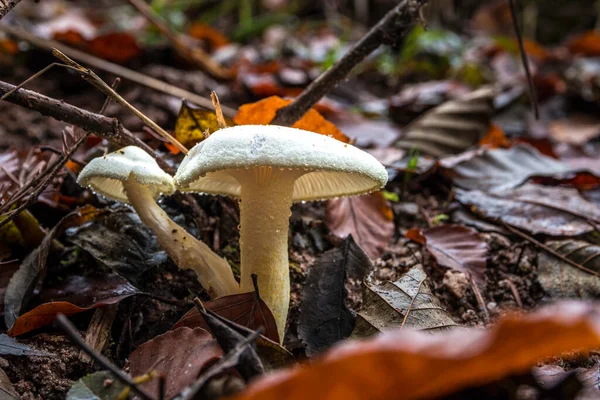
(66, 370, 127, 400)
(188, 22, 230, 49)
(538, 240, 600, 299)
(479, 123, 510, 148)
(456, 184, 600, 236)
(331, 116, 400, 148)
(174, 291, 280, 344)
(0, 367, 18, 400)
(351, 265, 456, 338)
(9, 274, 140, 336)
(534, 364, 600, 400)
(549, 114, 600, 145)
(299, 237, 372, 356)
(566, 30, 600, 56)
(412, 225, 488, 284)
(394, 87, 495, 157)
(127, 327, 222, 400)
(439, 144, 572, 192)
(65, 209, 167, 283)
(4, 205, 103, 330)
(0, 333, 52, 356)
(87, 32, 141, 64)
(326, 192, 394, 260)
(174, 100, 236, 148)
(232, 301, 600, 400)
(234, 96, 350, 143)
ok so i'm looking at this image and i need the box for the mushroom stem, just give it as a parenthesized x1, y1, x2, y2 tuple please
(123, 178, 239, 298)
(235, 167, 303, 341)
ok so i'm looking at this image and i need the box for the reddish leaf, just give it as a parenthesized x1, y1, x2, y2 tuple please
(416, 225, 487, 284)
(128, 327, 222, 400)
(479, 123, 510, 149)
(234, 96, 350, 143)
(188, 22, 230, 49)
(87, 32, 141, 64)
(232, 301, 600, 400)
(326, 192, 394, 260)
(8, 274, 140, 336)
(404, 228, 426, 245)
(566, 31, 600, 56)
(173, 291, 279, 343)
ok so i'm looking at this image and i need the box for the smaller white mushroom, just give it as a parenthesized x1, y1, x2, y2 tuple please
(175, 125, 388, 340)
(77, 146, 239, 298)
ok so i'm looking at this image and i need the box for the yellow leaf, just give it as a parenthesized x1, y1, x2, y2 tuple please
(174, 101, 236, 147)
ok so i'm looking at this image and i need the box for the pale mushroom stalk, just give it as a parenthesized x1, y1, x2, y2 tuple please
(123, 177, 239, 298)
(232, 167, 304, 335)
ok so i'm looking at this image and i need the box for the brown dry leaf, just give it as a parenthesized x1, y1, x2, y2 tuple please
(54, 30, 141, 64)
(232, 301, 600, 400)
(538, 240, 600, 299)
(479, 123, 510, 148)
(0, 367, 17, 399)
(173, 291, 280, 343)
(439, 144, 572, 192)
(394, 87, 495, 157)
(566, 31, 600, 56)
(128, 327, 222, 400)
(234, 96, 350, 143)
(8, 274, 140, 336)
(549, 114, 600, 145)
(407, 225, 487, 283)
(456, 184, 600, 236)
(174, 101, 236, 148)
(326, 192, 394, 260)
(351, 265, 457, 338)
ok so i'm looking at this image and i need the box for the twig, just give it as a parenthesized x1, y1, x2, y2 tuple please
(470, 275, 490, 324)
(503, 278, 523, 308)
(508, 0, 539, 119)
(55, 314, 156, 400)
(0, 0, 22, 20)
(0, 24, 236, 117)
(50, 49, 188, 154)
(501, 222, 600, 277)
(127, 0, 234, 80)
(401, 277, 425, 327)
(271, 0, 428, 126)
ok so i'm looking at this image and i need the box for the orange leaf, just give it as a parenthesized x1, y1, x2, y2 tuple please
(520, 38, 549, 61)
(326, 192, 394, 260)
(405, 227, 426, 245)
(479, 123, 510, 148)
(231, 302, 600, 400)
(53, 30, 87, 47)
(188, 22, 230, 49)
(0, 39, 18, 55)
(164, 141, 181, 155)
(234, 96, 350, 143)
(173, 291, 280, 343)
(566, 31, 600, 56)
(87, 32, 141, 64)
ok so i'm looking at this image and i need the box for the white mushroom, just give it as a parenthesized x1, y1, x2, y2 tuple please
(77, 146, 239, 298)
(174, 125, 388, 339)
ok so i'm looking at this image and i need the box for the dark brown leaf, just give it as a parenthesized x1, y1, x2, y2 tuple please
(128, 327, 222, 400)
(456, 184, 600, 236)
(412, 225, 488, 283)
(9, 274, 140, 336)
(326, 192, 394, 260)
(351, 265, 456, 338)
(299, 237, 372, 356)
(4, 205, 103, 329)
(0, 367, 18, 400)
(394, 87, 495, 157)
(173, 291, 279, 344)
(439, 144, 572, 192)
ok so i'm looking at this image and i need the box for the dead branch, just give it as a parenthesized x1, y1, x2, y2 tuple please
(0, 24, 237, 117)
(271, 0, 429, 126)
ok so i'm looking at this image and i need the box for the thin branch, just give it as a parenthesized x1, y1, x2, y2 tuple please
(0, 0, 22, 20)
(0, 24, 236, 117)
(508, 0, 539, 119)
(271, 0, 428, 126)
(55, 314, 156, 400)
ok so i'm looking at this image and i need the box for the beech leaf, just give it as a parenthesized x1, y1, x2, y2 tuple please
(456, 184, 600, 236)
(66, 371, 128, 400)
(351, 265, 457, 338)
(232, 302, 600, 400)
(538, 240, 600, 299)
(299, 236, 372, 356)
(394, 87, 495, 157)
(326, 192, 394, 260)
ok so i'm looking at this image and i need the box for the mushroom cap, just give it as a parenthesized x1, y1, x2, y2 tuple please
(77, 146, 175, 203)
(174, 125, 388, 201)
